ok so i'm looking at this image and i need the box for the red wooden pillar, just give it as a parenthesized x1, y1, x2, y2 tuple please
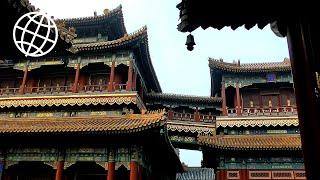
(236, 82, 241, 115)
(55, 161, 64, 180)
(278, 94, 282, 107)
(137, 165, 142, 180)
(3, 175, 11, 180)
(19, 66, 28, 94)
(106, 162, 115, 180)
(130, 161, 138, 180)
(132, 70, 137, 91)
(240, 169, 248, 180)
(168, 109, 174, 120)
(221, 81, 228, 116)
(108, 61, 115, 92)
(219, 170, 225, 180)
(194, 107, 200, 122)
(126, 61, 133, 91)
(72, 63, 80, 93)
(216, 170, 220, 180)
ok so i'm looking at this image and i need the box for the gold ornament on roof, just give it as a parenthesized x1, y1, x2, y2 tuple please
(103, 9, 110, 15)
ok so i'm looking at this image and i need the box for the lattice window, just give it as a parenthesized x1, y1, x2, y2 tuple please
(249, 171, 271, 179)
(227, 171, 240, 179)
(294, 171, 306, 179)
(272, 171, 294, 179)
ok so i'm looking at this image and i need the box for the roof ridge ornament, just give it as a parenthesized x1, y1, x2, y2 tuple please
(104, 8, 110, 15)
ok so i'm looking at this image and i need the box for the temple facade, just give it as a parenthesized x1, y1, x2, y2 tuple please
(200, 58, 304, 180)
(0, 2, 183, 180)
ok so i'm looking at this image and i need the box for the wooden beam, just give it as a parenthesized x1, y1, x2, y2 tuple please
(108, 61, 115, 92)
(221, 81, 227, 116)
(72, 63, 80, 93)
(19, 65, 28, 94)
(55, 161, 64, 180)
(286, 18, 320, 180)
(126, 61, 133, 91)
(107, 162, 115, 180)
(130, 161, 138, 180)
(236, 82, 241, 115)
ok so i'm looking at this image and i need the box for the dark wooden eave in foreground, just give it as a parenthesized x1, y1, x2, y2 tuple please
(176, 1, 312, 34)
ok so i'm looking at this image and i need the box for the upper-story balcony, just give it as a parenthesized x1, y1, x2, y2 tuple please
(226, 106, 298, 117)
(0, 57, 141, 97)
(0, 83, 128, 96)
(0, 57, 147, 112)
(168, 110, 216, 124)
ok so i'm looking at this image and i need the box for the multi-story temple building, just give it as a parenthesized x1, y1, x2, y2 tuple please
(0, 0, 305, 180)
(0, 2, 184, 180)
(200, 58, 304, 180)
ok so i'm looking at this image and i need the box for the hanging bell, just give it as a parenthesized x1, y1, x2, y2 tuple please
(185, 34, 195, 51)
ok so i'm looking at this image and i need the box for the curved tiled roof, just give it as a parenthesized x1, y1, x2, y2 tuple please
(199, 134, 301, 150)
(73, 26, 147, 51)
(0, 112, 166, 134)
(62, 5, 124, 26)
(146, 93, 222, 103)
(71, 26, 162, 93)
(176, 168, 215, 180)
(209, 58, 292, 73)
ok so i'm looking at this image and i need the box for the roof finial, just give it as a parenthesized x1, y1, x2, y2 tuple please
(238, 59, 240, 66)
(94, 10, 97, 17)
(103, 8, 110, 15)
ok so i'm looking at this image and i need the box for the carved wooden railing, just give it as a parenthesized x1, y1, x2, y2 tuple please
(82, 84, 108, 92)
(227, 106, 298, 116)
(172, 112, 194, 121)
(0, 87, 20, 95)
(199, 114, 216, 123)
(170, 111, 216, 123)
(113, 83, 127, 91)
(26, 86, 72, 94)
(0, 83, 130, 96)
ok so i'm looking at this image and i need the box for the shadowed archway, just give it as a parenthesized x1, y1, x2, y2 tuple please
(64, 162, 106, 180)
(6, 161, 55, 180)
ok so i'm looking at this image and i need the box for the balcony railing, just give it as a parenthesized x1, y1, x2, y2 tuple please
(170, 111, 216, 123)
(113, 83, 127, 91)
(26, 86, 72, 94)
(0, 83, 130, 96)
(82, 84, 108, 92)
(227, 106, 298, 116)
(199, 114, 216, 123)
(0, 87, 19, 95)
(172, 112, 194, 121)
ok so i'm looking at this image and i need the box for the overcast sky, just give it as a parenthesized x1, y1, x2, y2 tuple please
(30, 0, 289, 166)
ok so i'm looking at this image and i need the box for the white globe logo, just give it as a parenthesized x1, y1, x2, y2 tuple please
(13, 12, 58, 57)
